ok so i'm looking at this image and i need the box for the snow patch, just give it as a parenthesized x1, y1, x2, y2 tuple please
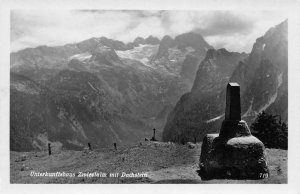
(69, 52, 91, 61)
(227, 135, 261, 145)
(68, 115, 87, 140)
(87, 81, 98, 92)
(208, 59, 217, 70)
(278, 72, 283, 87)
(185, 47, 195, 53)
(242, 97, 257, 117)
(33, 133, 63, 151)
(67, 139, 84, 147)
(257, 72, 283, 113)
(11, 82, 39, 95)
(262, 44, 266, 50)
(206, 114, 224, 123)
(116, 44, 158, 66)
(11, 62, 22, 68)
(259, 91, 278, 113)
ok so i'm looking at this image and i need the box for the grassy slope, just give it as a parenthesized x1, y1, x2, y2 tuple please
(10, 142, 287, 184)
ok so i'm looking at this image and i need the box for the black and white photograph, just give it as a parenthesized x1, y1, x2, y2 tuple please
(1, 0, 300, 193)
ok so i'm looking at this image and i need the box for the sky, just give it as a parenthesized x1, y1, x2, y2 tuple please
(10, 10, 287, 53)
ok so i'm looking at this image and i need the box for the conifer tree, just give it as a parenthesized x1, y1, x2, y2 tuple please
(251, 111, 287, 149)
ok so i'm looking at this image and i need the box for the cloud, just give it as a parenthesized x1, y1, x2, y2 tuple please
(10, 10, 287, 52)
(192, 11, 255, 36)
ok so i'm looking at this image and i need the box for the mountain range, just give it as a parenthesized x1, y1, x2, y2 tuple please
(11, 32, 213, 151)
(10, 20, 288, 151)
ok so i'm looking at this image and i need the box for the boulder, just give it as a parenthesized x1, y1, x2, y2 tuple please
(224, 136, 269, 179)
(199, 134, 269, 179)
(199, 134, 226, 179)
(20, 164, 31, 171)
(187, 142, 195, 149)
(82, 147, 90, 154)
(15, 154, 27, 162)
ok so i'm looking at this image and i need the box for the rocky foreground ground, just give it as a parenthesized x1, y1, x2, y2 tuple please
(10, 142, 287, 184)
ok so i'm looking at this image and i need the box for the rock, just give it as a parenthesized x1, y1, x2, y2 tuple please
(20, 164, 31, 171)
(224, 136, 269, 179)
(133, 37, 146, 46)
(199, 134, 219, 165)
(187, 142, 195, 149)
(20, 164, 25, 171)
(15, 154, 27, 162)
(199, 134, 269, 179)
(82, 147, 90, 154)
(219, 120, 251, 139)
(145, 36, 160, 45)
(199, 134, 226, 179)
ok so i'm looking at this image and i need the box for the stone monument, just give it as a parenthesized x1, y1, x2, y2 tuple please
(199, 83, 269, 180)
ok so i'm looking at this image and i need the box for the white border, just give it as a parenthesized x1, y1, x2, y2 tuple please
(1, 0, 300, 193)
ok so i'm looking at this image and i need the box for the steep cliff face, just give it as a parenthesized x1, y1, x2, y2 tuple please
(162, 48, 248, 142)
(153, 32, 213, 61)
(162, 20, 288, 143)
(150, 32, 213, 85)
(175, 32, 213, 55)
(180, 54, 202, 85)
(231, 20, 288, 122)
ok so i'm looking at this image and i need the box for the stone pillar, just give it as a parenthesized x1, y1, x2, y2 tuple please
(220, 83, 250, 139)
(114, 143, 117, 150)
(225, 83, 241, 121)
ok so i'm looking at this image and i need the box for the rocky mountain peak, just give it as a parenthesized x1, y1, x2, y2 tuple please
(175, 32, 213, 53)
(90, 45, 122, 65)
(217, 48, 230, 55)
(133, 37, 146, 46)
(230, 19, 287, 95)
(191, 48, 247, 95)
(145, 36, 160, 45)
(204, 49, 217, 60)
(153, 35, 176, 60)
(154, 32, 213, 61)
